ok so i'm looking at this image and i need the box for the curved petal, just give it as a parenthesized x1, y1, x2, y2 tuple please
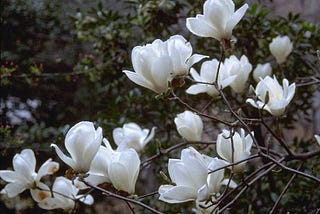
(142, 126, 156, 147)
(3, 182, 26, 198)
(168, 160, 194, 187)
(108, 162, 131, 193)
(186, 16, 220, 40)
(51, 144, 76, 169)
(123, 70, 157, 93)
(226, 4, 248, 35)
(37, 159, 59, 181)
(82, 127, 102, 170)
(18, 149, 36, 171)
(158, 185, 197, 203)
(186, 85, 209, 95)
(285, 83, 296, 103)
(85, 174, 110, 186)
(13, 151, 35, 179)
(0, 170, 20, 182)
(77, 194, 94, 205)
(216, 132, 231, 162)
(187, 54, 208, 68)
(30, 182, 51, 202)
(112, 127, 124, 146)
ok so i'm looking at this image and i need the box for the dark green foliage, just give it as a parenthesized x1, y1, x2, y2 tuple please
(1, 0, 319, 213)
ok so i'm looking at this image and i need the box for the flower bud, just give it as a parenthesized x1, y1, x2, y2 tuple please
(253, 63, 272, 82)
(269, 35, 293, 64)
(174, 110, 203, 141)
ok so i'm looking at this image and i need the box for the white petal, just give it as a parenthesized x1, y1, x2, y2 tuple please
(37, 159, 59, 181)
(108, 162, 132, 193)
(226, 4, 249, 35)
(77, 194, 94, 205)
(51, 144, 76, 169)
(0, 170, 20, 182)
(123, 70, 158, 93)
(187, 54, 208, 68)
(142, 126, 156, 147)
(158, 185, 197, 203)
(186, 85, 209, 95)
(186, 16, 220, 40)
(30, 183, 51, 202)
(13, 150, 35, 179)
(112, 127, 124, 146)
(168, 159, 194, 187)
(221, 178, 237, 189)
(3, 182, 26, 198)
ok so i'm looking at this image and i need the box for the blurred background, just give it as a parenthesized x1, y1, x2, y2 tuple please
(1, 0, 319, 213)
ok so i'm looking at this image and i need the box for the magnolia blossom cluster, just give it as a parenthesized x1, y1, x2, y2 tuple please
(158, 127, 253, 204)
(1, 0, 309, 212)
(0, 149, 93, 211)
(123, 35, 207, 94)
(1, 121, 155, 211)
(161, 111, 254, 206)
(186, 55, 252, 96)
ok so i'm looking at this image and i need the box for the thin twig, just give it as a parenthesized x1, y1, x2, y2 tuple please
(83, 181, 164, 214)
(217, 163, 279, 213)
(269, 163, 303, 213)
(262, 154, 320, 183)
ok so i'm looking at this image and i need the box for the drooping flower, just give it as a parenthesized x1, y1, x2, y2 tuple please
(0, 149, 59, 198)
(216, 129, 253, 171)
(269, 35, 293, 64)
(186, 59, 237, 97)
(174, 110, 203, 141)
(38, 177, 94, 211)
(246, 76, 296, 116)
(224, 55, 252, 93)
(123, 35, 207, 93)
(51, 121, 102, 172)
(107, 145, 141, 194)
(253, 63, 272, 82)
(186, 0, 248, 41)
(113, 122, 156, 153)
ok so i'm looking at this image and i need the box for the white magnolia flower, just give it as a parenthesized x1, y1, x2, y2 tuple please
(269, 35, 293, 64)
(186, 0, 248, 41)
(186, 59, 237, 97)
(0, 149, 59, 198)
(38, 177, 94, 211)
(174, 110, 203, 141)
(315, 135, 320, 146)
(85, 139, 114, 185)
(159, 147, 234, 203)
(123, 35, 207, 93)
(224, 55, 252, 93)
(216, 129, 253, 171)
(158, 147, 213, 203)
(197, 158, 236, 201)
(51, 121, 102, 172)
(107, 143, 141, 194)
(113, 122, 156, 153)
(253, 63, 272, 82)
(246, 76, 296, 116)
